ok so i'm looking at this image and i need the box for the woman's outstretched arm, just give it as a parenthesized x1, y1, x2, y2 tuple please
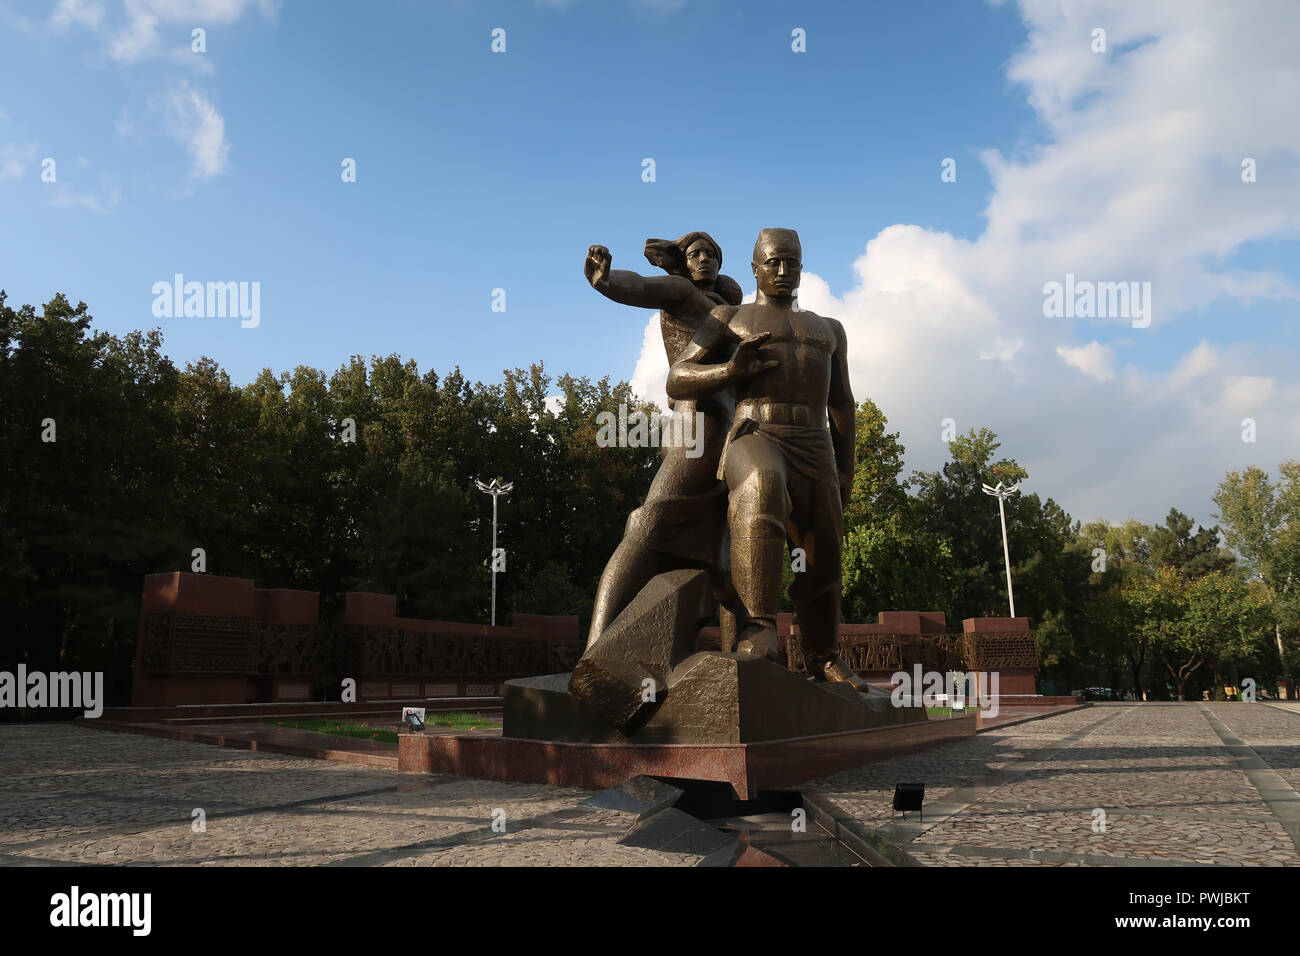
(584, 244, 696, 310)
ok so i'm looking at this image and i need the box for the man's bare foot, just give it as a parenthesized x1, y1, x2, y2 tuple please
(809, 654, 872, 692)
(735, 623, 783, 663)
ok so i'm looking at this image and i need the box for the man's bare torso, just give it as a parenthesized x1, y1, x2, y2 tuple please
(717, 303, 838, 423)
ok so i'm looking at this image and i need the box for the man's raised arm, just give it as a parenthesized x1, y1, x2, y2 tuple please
(665, 307, 776, 401)
(827, 317, 856, 510)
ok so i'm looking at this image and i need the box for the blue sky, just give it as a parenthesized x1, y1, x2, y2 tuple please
(2, 0, 1298, 525)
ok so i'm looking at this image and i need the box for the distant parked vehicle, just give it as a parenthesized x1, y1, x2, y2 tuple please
(1082, 687, 1121, 701)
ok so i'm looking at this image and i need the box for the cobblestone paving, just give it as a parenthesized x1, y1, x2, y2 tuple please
(810, 703, 1300, 867)
(5, 705, 1297, 867)
(0, 725, 698, 867)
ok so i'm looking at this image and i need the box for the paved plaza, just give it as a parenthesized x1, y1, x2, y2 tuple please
(1, 703, 1297, 866)
(0, 724, 698, 866)
(810, 702, 1300, 866)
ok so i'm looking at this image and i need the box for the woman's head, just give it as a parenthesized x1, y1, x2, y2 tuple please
(643, 231, 741, 304)
(682, 235, 720, 283)
(644, 231, 722, 283)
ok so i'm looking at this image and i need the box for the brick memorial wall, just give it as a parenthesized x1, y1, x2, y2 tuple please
(702, 610, 1040, 695)
(134, 573, 1040, 707)
(959, 616, 1039, 695)
(131, 572, 580, 707)
(341, 591, 580, 702)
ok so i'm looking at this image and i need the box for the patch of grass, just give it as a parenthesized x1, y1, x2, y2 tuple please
(925, 706, 979, 717)
(264, 712, 500, 745)
(424, 712, 501, 731)
(266, 718, 400, 743)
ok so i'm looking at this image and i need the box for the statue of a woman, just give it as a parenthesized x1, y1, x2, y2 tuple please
(582, 232, 748, 651)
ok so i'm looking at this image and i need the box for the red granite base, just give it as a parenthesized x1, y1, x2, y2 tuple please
(99, 698, 502, 725)
(398, 717, 975, 799)
(82, 719, 400, 769)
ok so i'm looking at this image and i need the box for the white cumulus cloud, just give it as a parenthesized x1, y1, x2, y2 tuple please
(107, 0, 278, 63)
(626, 0, 1300, 524)
(49, 0, 105, 31)
(1056, 342, 1116, 381)
(159, 81, 228, 179)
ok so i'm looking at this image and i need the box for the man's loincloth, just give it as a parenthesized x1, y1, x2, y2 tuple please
(716, 418, 838, 488)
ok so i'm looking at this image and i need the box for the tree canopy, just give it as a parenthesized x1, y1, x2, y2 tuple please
(1, 291, 1292, 706)
(0, 291, 657, 704)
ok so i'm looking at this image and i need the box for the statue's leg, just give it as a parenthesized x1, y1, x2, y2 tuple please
(723, 433, 790, 662)
(789, 472, 867, 688)
(715, 521, 753, 652)
(585, 442, 729, 654)
(586, 526, 665, 653)
(719, 605, 737, 653)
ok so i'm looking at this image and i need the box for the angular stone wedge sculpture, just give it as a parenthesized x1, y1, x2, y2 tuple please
(568, 568, 713, 733)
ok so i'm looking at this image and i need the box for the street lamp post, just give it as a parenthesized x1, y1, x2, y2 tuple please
(980, 480, 1021, 618)
(474, 477, 513, 626)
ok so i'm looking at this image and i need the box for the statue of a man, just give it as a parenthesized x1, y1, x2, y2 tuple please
(666, 228, 866, 687)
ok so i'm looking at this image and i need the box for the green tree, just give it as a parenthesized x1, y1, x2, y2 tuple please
(0, 292, 183, 705)
(842, 399, 907, 533)
(839, 400, 957, 622)
(909, 428, 1078, 625)
(1, 289, 668, 709)
(1148, 508, 1235, 580)
(1071, 521, 1159, 696)
(1133, 567, 1269, 700)
(841, 513, 959, 622)
(1213, 463, 1300, 696)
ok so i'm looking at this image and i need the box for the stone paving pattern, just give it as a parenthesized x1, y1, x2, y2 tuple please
(809, 703, 1300, 866)
(0, 725, 697, 866)
(2, 703, 1297, 866)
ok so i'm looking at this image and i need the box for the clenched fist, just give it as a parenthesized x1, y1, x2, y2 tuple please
(584, 245, 611, 290)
